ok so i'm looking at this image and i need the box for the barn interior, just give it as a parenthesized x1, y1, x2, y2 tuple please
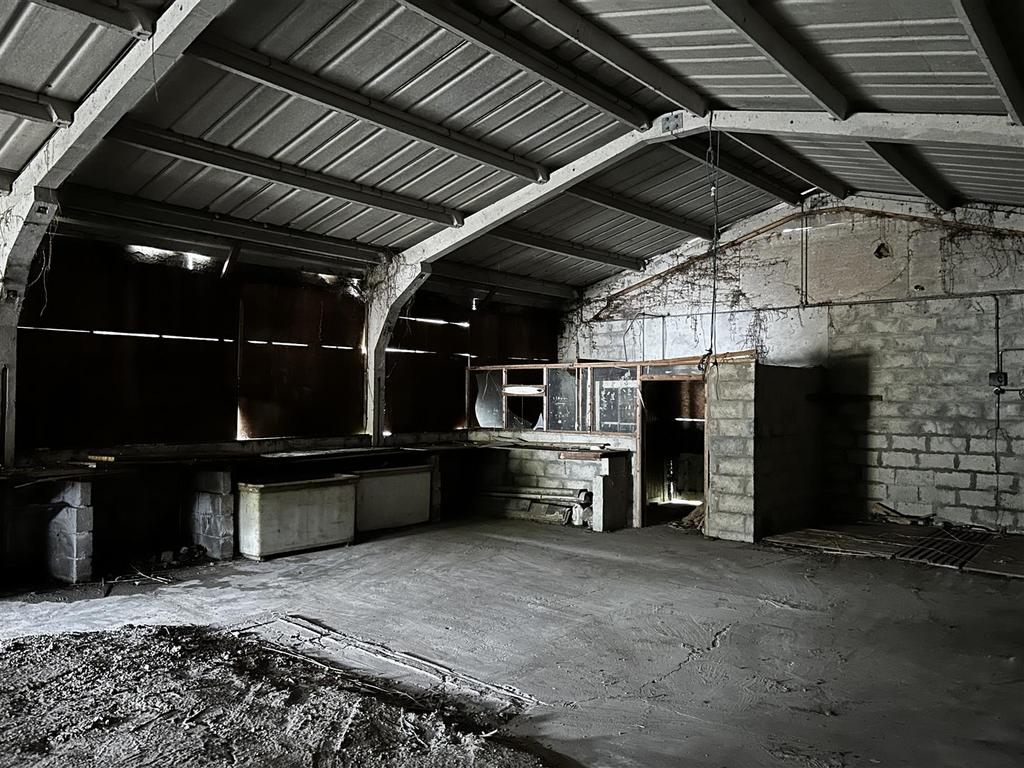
(1, 1, 1023, 766)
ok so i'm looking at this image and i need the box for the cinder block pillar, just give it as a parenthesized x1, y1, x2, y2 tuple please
(191, 470, 234, 560)
(704, 361, 757, 543)
(48, 481, 93, 583)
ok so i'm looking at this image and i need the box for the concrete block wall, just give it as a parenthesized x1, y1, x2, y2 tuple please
(563, 196, 1024, 535)
(504, 448, 603, 490)
(48, 481, 92, 583)
(704, 361, 757, 542)
(828, 297, 1024, 531)
(191, 470, 234, 560)
(475, 447, 632, 531)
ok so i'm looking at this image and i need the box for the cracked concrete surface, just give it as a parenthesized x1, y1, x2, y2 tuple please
(1, 519, 1022, 767)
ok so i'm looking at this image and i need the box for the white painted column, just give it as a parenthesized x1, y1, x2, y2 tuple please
(363, 260, 430, 444)
(0, 188, 58, 466)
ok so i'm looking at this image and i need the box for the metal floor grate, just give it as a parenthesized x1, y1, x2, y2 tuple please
(894, 528, 993, 569)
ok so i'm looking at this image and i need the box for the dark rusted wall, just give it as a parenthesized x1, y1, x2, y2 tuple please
(17, 239, 365, 450)
(386, 295, 469, 433)
(384, 296, 559, 433)
(18, 241, 237, 449)
(237, 282, 364, 439)
(18, 331, 237, 448)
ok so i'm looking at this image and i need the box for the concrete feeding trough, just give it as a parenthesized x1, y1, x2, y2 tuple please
(238, 476, 358, 560)
(354, 465, 433, 532)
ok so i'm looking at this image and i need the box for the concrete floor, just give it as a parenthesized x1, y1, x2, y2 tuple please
(1, 519, 1022, 768)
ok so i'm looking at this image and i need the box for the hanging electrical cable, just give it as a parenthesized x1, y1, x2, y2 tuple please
(698, 112, 721, 375)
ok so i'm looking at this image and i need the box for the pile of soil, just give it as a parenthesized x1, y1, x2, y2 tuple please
(0, 625, 550, 768)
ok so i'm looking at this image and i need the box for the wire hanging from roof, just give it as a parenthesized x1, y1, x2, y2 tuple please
(698, 112, 721, 375)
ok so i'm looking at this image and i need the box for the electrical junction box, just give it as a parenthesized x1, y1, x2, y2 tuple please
(989, 371, 1008, 387)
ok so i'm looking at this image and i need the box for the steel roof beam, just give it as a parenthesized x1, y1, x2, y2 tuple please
(509, 0, 708, 117)
(59, 185, 389, 266)
(402, 109, 1024, 269)
(669, 135, 804, 205)
(27, 0, 155, 39)
(3, 0, 232, 283)
(489, 225, 644, 271)
(0, 82, 75, 126)
(696, 110, 1024, 149)
(189, 34, 549, 183)
(953, 0, 1024, 125)
(866, 142, 960, 210)
(728, 132, 850, 199)
(705, 0, 849, 119)
(108, 121, 464, 227)
(570, 182, 713, 239)
(429, 261, 576, 300)
(395, 0, 650, 128)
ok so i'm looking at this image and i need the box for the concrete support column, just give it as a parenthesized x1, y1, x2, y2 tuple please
(191, 470, 234, 560)
(48, 481, 93, 583)
(704, 361, 757, 543)
(0, 188, 58, 467)
(364, 260, 430, 444)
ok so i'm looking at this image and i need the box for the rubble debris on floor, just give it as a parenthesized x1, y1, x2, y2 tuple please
(0, 625, 551, 768)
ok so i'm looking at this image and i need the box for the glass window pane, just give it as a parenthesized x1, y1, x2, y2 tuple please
(507, 396, 544, 430)
(547, 368, 578, 431)
(472, 371, 503, 428)
(593, 367, 638, 433)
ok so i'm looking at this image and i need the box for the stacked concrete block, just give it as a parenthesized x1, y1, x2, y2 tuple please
(480, 447, 632, 531)
(705, 361, 757, 542)
(827, 297, 1024, 531)
(48, 481, 92, 583)
(191, 470, 234, 560)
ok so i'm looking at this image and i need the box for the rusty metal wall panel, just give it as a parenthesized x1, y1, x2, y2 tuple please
(17, 237, 367, 448)
(16, 331, 237, 449)
(237, 345, 364, 439)
(237, 281, 365, 439)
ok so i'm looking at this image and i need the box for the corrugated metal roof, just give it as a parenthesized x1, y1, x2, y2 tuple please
(69, 0, 640, 266)
(8, 0, 1024, 295)
(915, 144, 1024, 209)
(769, 0, 1003, 114)
(770, 135, 919, 198)
(0, 0, 147, 174)
(446, 144, 779, 286)
(528, 0, 1003, 114)
(510, 0, 818, 111)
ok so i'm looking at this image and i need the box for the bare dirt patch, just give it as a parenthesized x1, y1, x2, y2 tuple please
(0, 625, 551, 768)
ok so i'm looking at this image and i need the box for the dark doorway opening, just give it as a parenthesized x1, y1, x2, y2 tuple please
(640, 378, 705, 525)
